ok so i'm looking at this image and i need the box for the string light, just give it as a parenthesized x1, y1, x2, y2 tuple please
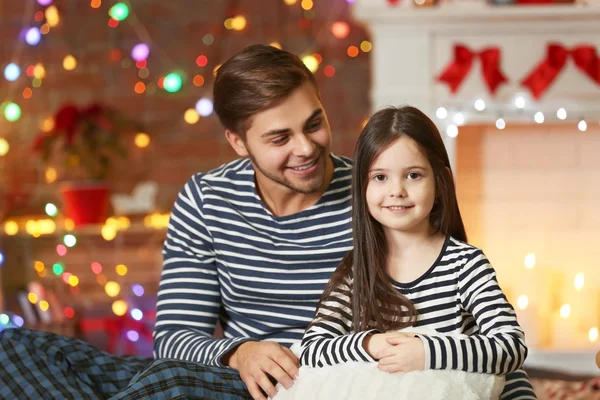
(453, 112, 465, 126)
(45, 6, 59, 27)
(517, 295, 528, 310)
(39, 301, 49, 311)
(324, 65, 335, 77)
(534, 111, 544, 124)
(231, 16, 247, 31)
(90, 0, 101, 8)
(63, 234, 77, 247)
(56, 244, 67, 256)
(115, 264, 128, 276)
(524, 253, 536, 269)
(112, 300, 128, 316)
(97, 274, 107, 285)
(91, 262, 102, 275)
(192, 75, 205, 87)
(4, 103, 22, 122)
(195, 98, 213, 117)
(0, 252, 4, 266)
(131, 43, 149, 61)
(163, 72, 183, 92)
(590, 327, 599, 343)
(28, 293, 38, 304)
(574, 273, 584, 291)
(578, 119, 587, 132)
(37, 0, 53, 5)
(45, 203, 58, 217)
(495, 117, 506, 130)
(360, 41, 372, 53)
(347, 46, 359, 58)
(4, 221, 19, 236)
(135, 133, 150, 148)
(436, 107, 447, 119)
(52, 263, 64, 275)
(196, 55, 208, 67)
(25, 27, 41, 45)
(4, 63, 20, 81)
(45, 167, 57, 183)
(557, 108, 567, 120)
(64, 307, 75, 318)
(560, 304, 571, 319)
(515, 95, 526, 109)
(0, 139, 9, 156)
(184, 109, 199, 124)
(202, 34, 214, 45)
(104, 281, 121, 297)
(301, 0, 313, 10)
(131, 308, 143, 321)
(474, 99, 486, 111)
(301, 55, 319, 73)
(132, 284, 145, 297)
(446, 124, 458, 138)
(109, 3, 129, 21)
(126, 330, 139, 342)
(331, 21, 350, 39)
(63, 55, 77, 70)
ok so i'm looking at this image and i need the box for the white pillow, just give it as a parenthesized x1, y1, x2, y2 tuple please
(273, 327, 505, 400)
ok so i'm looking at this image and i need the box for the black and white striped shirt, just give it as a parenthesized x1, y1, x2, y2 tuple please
(300, 236, 535, 399)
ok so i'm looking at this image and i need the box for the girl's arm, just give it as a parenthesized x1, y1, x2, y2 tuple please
(416, 250, 527, 375)
(299, 281, 379, 367)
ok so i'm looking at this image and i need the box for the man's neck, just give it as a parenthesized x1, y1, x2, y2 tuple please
(255, 156, 335, 217)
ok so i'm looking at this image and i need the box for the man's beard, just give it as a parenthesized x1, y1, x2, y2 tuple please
(247, 149, 327, 195)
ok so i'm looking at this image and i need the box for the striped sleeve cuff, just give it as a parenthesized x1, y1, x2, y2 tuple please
(415, 334, 434, 370)
(214, 337, 256, 368)
(355, 329, 380, 363)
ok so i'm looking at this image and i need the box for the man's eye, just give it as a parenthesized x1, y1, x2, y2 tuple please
(272, 137, 288, 145)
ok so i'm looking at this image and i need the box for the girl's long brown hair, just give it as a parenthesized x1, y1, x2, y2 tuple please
(318, 106, 468, 333)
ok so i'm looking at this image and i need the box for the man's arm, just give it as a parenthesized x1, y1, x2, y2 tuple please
(153, 176, 253, 366)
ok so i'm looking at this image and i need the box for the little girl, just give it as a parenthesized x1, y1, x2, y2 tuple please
(299, 106, 536, 399)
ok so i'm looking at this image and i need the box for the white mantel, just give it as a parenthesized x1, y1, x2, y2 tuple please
(351, 0, 600, 167)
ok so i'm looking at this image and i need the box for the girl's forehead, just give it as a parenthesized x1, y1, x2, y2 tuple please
(372, 136, 427, 166)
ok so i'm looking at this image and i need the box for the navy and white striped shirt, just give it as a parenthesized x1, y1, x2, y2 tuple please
(300, 236, 535, 399)
(154, 154, 353, 366)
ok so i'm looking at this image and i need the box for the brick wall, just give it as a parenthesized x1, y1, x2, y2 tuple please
(0, 0, 371, 344)
(0, 0, 371, 216)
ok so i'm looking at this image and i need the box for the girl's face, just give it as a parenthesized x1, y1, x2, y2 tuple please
(365, 135, 437, 237)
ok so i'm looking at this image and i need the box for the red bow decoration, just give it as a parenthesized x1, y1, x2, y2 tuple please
(521, 43, 600, 99)
(437, 45, 508, 95)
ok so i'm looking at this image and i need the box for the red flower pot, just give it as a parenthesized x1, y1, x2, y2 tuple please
(60, 182, 110, 226)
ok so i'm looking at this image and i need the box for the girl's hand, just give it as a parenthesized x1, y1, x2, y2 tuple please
(363, 332, 413, 360)
(377, 336, 425, 373)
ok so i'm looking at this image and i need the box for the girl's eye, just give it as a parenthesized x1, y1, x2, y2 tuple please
(407, 172, 421, 180)
(373, 174, 387, 182)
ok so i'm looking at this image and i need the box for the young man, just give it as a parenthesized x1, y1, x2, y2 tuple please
(0, 45, 537, 400)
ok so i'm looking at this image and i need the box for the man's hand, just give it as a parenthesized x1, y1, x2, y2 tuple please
(377, 335, 425, 373)
(363, 332, 413, 360)
(225, 341, 299, 400)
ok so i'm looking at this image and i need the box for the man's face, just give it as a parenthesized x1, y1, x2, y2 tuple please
(229, 82, 332, 195)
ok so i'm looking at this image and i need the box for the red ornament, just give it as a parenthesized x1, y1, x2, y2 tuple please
(437, 44, 508, 95)
(521, 43, 600, 99)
